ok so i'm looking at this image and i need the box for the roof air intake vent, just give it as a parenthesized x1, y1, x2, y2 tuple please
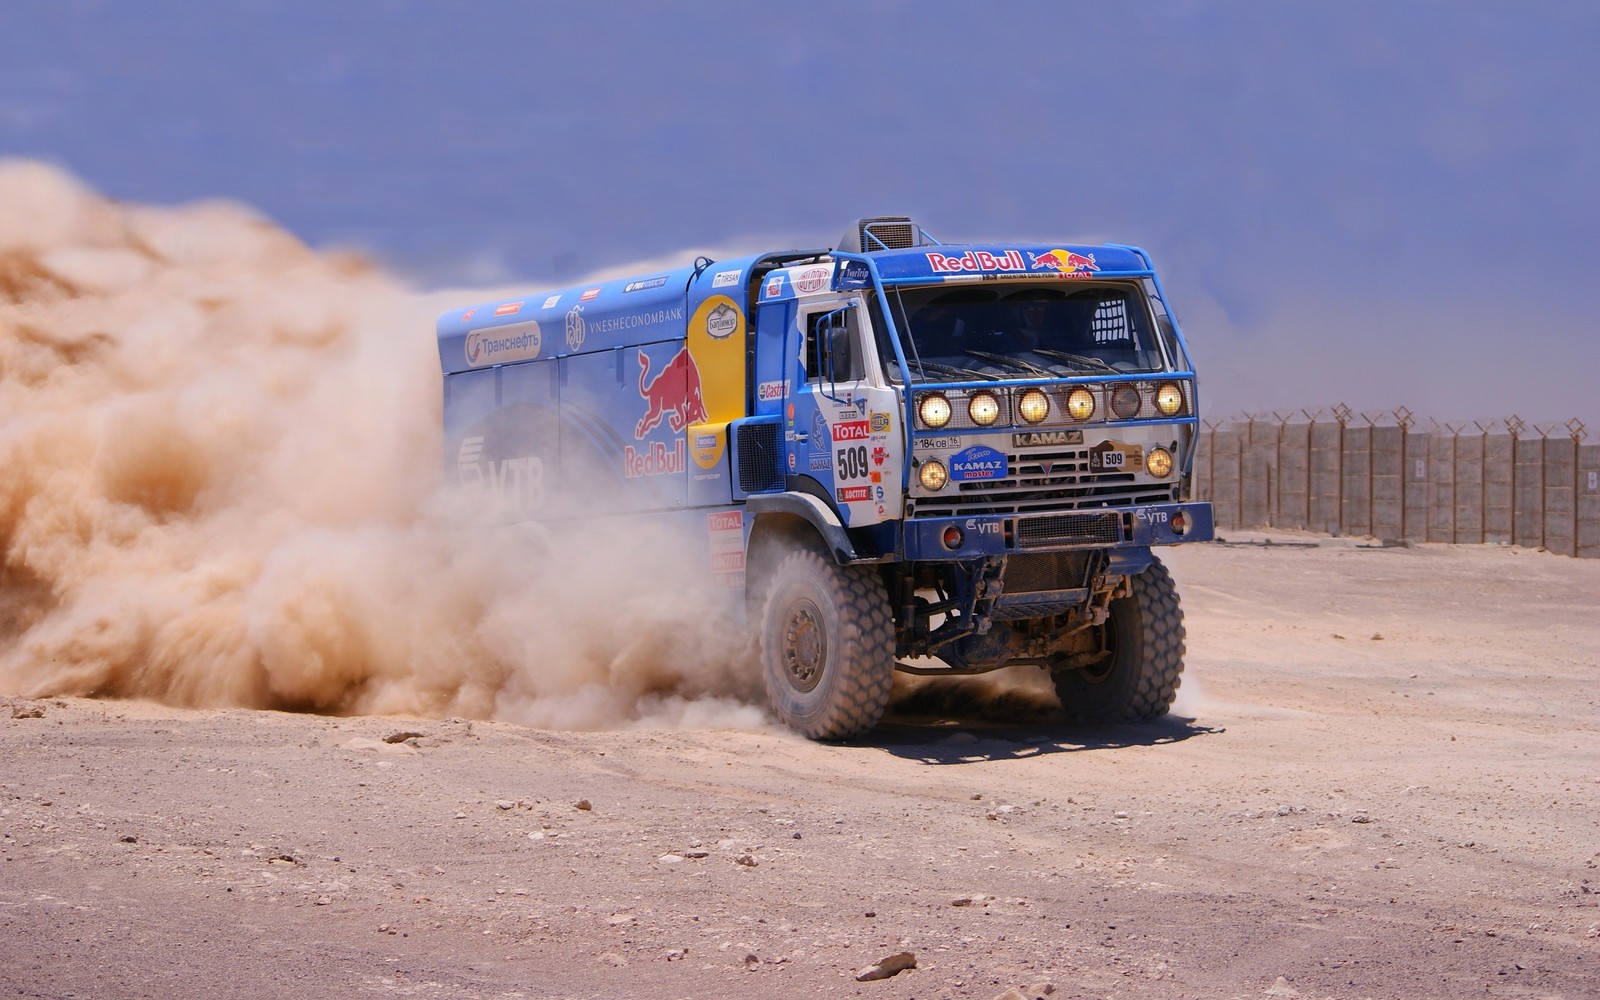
(838, 216, 930, 253)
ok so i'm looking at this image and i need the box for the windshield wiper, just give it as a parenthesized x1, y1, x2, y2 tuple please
(964, 349, 1054, 376)
(1031, 348, 1120, 374)
(906, 358, 1002, 381)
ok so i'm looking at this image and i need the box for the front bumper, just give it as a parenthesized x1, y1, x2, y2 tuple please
(902, 501, 1213, 560)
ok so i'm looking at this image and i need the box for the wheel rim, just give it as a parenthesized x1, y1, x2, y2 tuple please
(1077, 617, 1119, 685)
(781, 598, 826, 692)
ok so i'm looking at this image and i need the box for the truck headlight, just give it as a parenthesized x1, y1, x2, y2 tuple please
(1067, 387, 1095, 421)
(1110, 384, 1141, 420)
(1155, 381, 1184, 417)
(919, 459, 949, 491)
(918, 392, 952, 429)
(968, 390, 1000, 426)
(1147, 446, 1174, 479)
(1018, 388, 1049, 424)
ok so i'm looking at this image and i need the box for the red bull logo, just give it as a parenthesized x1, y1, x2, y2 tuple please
(926, 250, 1027, 273)
(635, 347, 708, 438)
(623, 439, 686, 478)
(1029, 249, 1099, 274)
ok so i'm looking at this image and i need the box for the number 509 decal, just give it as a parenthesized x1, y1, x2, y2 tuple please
(836, 444, 870, 481)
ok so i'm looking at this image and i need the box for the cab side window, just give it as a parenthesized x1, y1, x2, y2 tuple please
(804, 307, 863, 383)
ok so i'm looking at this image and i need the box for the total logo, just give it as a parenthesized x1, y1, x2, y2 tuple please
(833, 420, 871, 441)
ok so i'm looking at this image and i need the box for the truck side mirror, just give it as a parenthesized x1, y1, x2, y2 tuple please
(816, 306, 857, 403)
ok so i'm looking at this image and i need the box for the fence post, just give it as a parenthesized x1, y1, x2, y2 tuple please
(1333, 403, 1351, 536)
(1395, 406, 1413, 541)
(1571, 419, 1589, 557)
(1508, 416, 1522, 546)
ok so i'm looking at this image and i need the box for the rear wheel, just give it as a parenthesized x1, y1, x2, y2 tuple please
(759, 550, 894, 739)
(1052, 556, 1184, 723)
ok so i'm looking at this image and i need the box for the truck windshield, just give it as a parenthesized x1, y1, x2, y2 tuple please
(874, 281, 1170, 383)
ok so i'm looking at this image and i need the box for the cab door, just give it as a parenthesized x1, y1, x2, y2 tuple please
(785, 301, 894, 527)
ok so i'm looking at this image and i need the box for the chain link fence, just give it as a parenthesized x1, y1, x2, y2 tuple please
(1194, 407, 1598, 558)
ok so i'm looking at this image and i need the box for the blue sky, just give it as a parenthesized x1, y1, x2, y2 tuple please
(2, 1, 1596, 428)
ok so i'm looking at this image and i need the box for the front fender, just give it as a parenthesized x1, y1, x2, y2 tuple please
(746, 492, 869, 564)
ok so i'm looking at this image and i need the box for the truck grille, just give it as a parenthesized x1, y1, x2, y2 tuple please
(910, 446, 1177, 519)
(1004, 551, 1092, 592)
(1016, 512, 1124, 548)
(735, 422, 783, 493)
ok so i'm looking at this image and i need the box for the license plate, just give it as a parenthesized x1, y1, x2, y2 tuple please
(1089, 441, 1144, 472)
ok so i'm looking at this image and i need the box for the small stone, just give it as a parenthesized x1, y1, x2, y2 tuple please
(454, 812, 467, 820)
(119, 835, 138, 844)
(683, 850, 709, 859)
(854, 950, 916, 982)
(735, 853, 758, 867)
(952, 896, 975, 907)
(1114, 810, 1129, 819)
(528, 831, 545, 840)
(665, 948, 686, 961)
(1351, 814, 1372, 824)
(791, 832, 802, 840)
(658, 853, 684, 864)
(383, 731, 425, 744)
(574, 800, 592, 811)
(1265, 975, 1300, 996)
(315, 896, 331, 906)
(494, 800, 515, 810)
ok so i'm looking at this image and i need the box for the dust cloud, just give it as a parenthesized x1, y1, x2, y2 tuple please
(0, 160, 764, 729)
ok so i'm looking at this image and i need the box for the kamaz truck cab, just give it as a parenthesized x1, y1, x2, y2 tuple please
(438, 217, 1214, 739)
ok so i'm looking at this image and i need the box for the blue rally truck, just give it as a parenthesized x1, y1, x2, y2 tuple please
(438, 218, 1214, 739)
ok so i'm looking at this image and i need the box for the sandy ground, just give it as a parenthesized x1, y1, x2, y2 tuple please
(3, 534, 1598, 1000)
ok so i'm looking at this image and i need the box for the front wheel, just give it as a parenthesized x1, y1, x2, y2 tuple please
(759, 550, 894, 739)
(1052, 556, 1185, 723)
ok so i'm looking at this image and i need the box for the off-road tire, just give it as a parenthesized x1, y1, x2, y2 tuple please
(1053, 555, 1185, 723)
(759, 550, 894, 739)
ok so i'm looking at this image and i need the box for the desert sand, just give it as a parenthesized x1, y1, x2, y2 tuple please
(4, 533, 1597, 1000)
